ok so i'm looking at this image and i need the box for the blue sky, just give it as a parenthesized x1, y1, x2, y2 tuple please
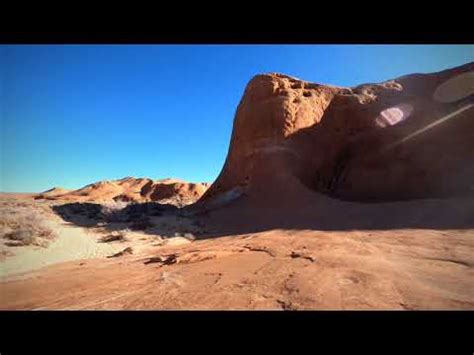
(1, 45, 473, 192)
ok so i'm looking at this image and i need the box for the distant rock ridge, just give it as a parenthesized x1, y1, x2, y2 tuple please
(36, 177, 210, 206)
(198, 62, 474, 207)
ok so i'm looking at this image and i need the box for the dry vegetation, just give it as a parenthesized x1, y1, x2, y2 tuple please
(98, 231, 127, 243)
(0, 198, 57, 248)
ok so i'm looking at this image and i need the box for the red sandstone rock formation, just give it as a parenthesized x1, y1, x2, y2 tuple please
(200, 62, 474, 206)
(38, 177, 209, 205)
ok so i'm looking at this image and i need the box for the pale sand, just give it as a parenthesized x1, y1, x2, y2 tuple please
(0, 219, 122, 281)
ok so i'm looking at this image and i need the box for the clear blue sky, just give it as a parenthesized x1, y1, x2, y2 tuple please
(1, 45, 472, 192)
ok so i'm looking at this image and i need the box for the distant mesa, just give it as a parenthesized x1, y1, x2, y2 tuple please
(36, 178, 210, 206)
(36, 187, 71, 198)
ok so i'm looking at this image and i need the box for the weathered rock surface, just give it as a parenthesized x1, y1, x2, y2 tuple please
(200, 62, 474, 205)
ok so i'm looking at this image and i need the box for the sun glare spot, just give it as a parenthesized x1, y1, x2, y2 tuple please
(375, 104, 413, 127)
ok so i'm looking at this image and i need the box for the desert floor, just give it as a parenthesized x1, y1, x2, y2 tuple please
(0, 195, 473, 310)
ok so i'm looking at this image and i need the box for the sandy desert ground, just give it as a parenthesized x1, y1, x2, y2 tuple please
(1, 191, 473, 310)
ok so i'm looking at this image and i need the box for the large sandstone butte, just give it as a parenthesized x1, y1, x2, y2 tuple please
(199, 62, 474, 208)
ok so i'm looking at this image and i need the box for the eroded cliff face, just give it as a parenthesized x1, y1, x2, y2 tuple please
(200, 62, 474, 206)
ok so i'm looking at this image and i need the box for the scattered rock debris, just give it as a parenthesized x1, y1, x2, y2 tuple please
(289, 251, 315, 262)
(144, 254, 178, 266)
(276, 299, 298, 311)
(99, 233, 127, 243)
(107, 247, 133, 258)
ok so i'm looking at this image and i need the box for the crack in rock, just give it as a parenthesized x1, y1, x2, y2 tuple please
(107, 247, 133, 258)
(421, 257, 471, 268)
(289, 251, 315, 262)
(243, 245, 276, 257)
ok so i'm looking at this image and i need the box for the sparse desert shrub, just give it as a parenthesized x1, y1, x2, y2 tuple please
(52, 203, 106, 224)
(101, 200, 131, 223)
(183, 233, 196, 241)
(78, 201, 179, 225)
(123, 203, 178, 219)
(0, 248, 15, 260)
(130, 217, 154, 231)
(52, 201, 177, 230)
(4, 229, 35, 245)
(0, 199, 57, 248)
(98, 232, 127, 243)
(101, 200, 130, 215)
(52, 202, 112, 226)
(172, 232, 196, 240)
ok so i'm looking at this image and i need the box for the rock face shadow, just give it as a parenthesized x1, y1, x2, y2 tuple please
(51, 192, 474, 243)
(185, 190, 474, 238)
(51, 202, 201, 239)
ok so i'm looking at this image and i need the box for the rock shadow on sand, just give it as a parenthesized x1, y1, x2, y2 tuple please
(52, 202, 207, 238)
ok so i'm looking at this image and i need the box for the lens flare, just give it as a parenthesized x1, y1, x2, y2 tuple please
(382, 103, 473, 152)
(433, 71, 474, 103)
(375, 104, 413, 127)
